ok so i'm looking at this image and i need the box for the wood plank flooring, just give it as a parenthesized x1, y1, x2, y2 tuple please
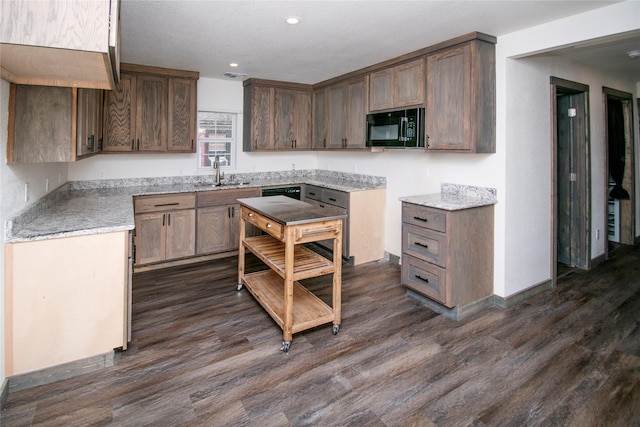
(2, 245, 639, 426)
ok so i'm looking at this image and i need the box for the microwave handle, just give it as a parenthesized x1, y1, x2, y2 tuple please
(400, 117, 408, 142)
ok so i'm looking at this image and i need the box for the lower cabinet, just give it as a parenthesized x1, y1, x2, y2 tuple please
(196, 187, 260, 255)
(304, 184, 385, 265)
(134, 193, 196, 265)
(401, 201, 494, 319)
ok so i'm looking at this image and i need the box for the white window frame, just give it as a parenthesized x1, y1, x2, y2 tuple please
(196, 111, 237, 170)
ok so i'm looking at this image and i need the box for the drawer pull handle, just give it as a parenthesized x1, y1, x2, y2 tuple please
(413, 216, 429, 223)
(155, 202, 180, 207)
(416, 241, 429, 249)
(329, 197, 337, 202)
(415, 274, 430, 283)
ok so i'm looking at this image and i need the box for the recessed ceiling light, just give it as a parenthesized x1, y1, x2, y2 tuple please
(285, 16, 300, 25)
(230, 62, 239, 67)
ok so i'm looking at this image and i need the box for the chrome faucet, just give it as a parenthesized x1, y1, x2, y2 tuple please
(213, 155, 224, 185)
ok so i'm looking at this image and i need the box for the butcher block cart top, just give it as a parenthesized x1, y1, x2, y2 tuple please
(236, 196, 347, 352)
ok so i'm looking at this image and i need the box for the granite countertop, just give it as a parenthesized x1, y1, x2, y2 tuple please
(399, 183, 497, 211)
(6, 169, 385, 243)
(238, 196, 347, 225)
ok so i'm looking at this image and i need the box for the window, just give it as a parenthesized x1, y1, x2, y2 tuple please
(197, 111, 236, 169)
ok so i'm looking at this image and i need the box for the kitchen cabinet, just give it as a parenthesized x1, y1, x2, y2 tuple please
(134, 193, 196, 265)
(0, 0, 120, 90)
(7, 84, 103, 163)
(313, 75, 368, 150)
(425, 38, 495, 153)
(369, 58, 425, 112)
(243, 79, 313, 151)
(196, 187, 260, 255)
(4, 231, 130, 376)
(104, 64, 199, 153)
(237, 196, 345, 351)
(401, 202, 494, 319)
(303, 184, 385, 265)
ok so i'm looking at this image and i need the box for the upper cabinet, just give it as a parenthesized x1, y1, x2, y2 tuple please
(0, 0, 120, 90)
(313, 75, 369, 150)
(243, 79, 313, 151)
(425, 38, 495, 153)
(7, 84, 103, 163)
(103, 64, 199, 153)
(369, 58, 425, 112)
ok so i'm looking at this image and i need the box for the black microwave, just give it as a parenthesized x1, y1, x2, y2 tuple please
(366, 108, 425, 148)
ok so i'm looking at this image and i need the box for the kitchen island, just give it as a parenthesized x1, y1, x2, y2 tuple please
(237, 196, 347, 352)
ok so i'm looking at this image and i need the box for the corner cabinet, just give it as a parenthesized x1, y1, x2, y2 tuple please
(313, 75, 368, 150)
(243, 79, 313, 151)
(0, 0, 120, 90)
(425, 37, 496, 153)
(369, 58, 425, 112)
(7, 84, 103, 163)
(401, 201, 494, 319)
(104, 64, 199, 153)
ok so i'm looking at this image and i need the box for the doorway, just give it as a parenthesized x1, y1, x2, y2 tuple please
(603, 87, 635, 258)
(551, 77, 591, 278)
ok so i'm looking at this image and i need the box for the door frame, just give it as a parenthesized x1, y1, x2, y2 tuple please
(602, 87, 636, 255)
(550, 77, 591, 282)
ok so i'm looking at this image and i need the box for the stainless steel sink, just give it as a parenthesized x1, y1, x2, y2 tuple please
(216, 181, 251, 187)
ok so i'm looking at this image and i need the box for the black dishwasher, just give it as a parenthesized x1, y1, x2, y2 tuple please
(261, 186, 301, 200)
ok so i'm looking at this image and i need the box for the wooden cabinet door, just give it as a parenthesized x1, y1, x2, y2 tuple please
(426, 44, 471, 151)
(134, 212, 166, 265)
(312, 88, 327, 149)
(395, 58, 425, 108)
(77, 88, 103, 157)
(293, 90, 312, 150)
(251, 86, 274, 150)
(136, 74, 167, 151)
(369, 68, 393, 111)
(346, 77, 367, 149)
(197, 205, 232, 255)
(104, 73, 136, 152)
(274, 89, 295, 150)
(165, 209, 196, 259)
(167, 77, 196, 152)
(327, 83, 346, 149)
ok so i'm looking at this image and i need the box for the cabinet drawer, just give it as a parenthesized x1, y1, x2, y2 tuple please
(322, 189, 348, 209)
(242, 207, 284, 240)
(197, 188, 260, 208)
(135, 193, 196, 213)
(402, 203, 446, 232)
(402, 255, 450, 307)
(403, 223, 447, 267)
(304, 185, 323, 201)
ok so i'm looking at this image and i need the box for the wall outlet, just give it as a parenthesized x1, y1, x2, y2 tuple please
(99, 170, 105, 179)
(292, 163, 296, 171)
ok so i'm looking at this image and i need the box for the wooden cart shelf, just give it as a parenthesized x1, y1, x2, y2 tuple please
(237, 196, 346, 352)
(243, 235, 335, 281)
(242, 270, 334, 334)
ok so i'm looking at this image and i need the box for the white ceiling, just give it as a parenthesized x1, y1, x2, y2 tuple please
(120, 0, 640, 84)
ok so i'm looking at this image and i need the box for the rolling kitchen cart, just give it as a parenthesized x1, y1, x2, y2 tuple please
(236, 196, 346, 352)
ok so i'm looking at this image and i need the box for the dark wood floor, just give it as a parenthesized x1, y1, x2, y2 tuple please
(2, 245, 640, 426)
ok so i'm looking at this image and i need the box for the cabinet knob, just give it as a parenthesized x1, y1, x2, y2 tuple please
(248, 212, 253, 217)
(266, 223, 272, 228)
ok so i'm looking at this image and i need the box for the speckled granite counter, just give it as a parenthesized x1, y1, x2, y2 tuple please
(399, 183, 497, 210)
(6, 169, 386, 243)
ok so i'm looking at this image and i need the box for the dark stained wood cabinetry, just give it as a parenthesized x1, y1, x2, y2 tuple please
(7, 84, 103, 163)
(313, 75, 368, 150)
(104, 63, 198, 153)
(401, 201, 494, 319)
(243, 79, 313, 151)
(425, 38, 495, 153)
(369, 58, 425, 112)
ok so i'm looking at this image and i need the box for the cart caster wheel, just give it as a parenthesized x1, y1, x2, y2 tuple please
(280, 341, 291, 352)
(332, 325, 340, 335)
(236, 284, 243, 291)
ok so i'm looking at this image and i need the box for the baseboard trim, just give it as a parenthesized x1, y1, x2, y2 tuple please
(8, 351, 116, 394)
(406, 289, 496, 321)
(494, 278, 554, 309)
